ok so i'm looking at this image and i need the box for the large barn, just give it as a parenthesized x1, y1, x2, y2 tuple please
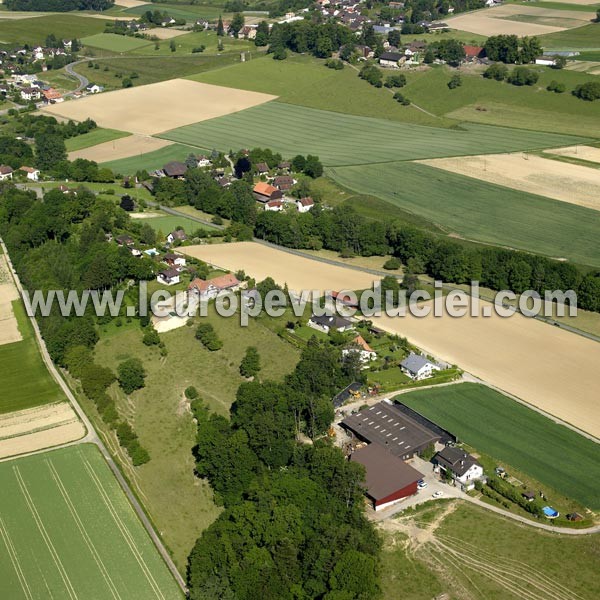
(341, 400, 440, 460)
(351, 443, 423, 511)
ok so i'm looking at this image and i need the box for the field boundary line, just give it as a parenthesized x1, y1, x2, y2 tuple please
(0, 516, 32, 600)
(46, 459, 122, 600)
(13, 465, 79, 600)
(81, 455, 166, 600)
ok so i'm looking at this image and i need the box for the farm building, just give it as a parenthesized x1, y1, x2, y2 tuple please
(350, 442, 423, 510)
(464, 45, 485, 61)
(392, 402, 456, 446)
(163, 161, 188, 178)
(253, 182, 283, 203)
(434, 446, 483, 490)
(535, 56, 557, 67)
(308, 313, 354, 333)
(400, 353, 441, 380)
(341, 400, 441, 460)
(273, 175, 295, 191)
(188, 273, 240, 299)
(379, 51, 403, 67)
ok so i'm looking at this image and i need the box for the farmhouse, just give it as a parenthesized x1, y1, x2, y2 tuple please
(0, 165, 14, 181)
(434, 446, 483, 490)
(341, 400, 441, 460)
(255, 162, 270, 175)
(167, 229, 187, 244)
(342, 334, 377, 364)
(253, 182, 283, 203)
(308, 313, 354, 333)
(400, 353, 441, 380)
(273, 175, 295, 191)
(379, 51, 403, 67)
(351, 443, 423, 511)
(464, 45, 485, 61)
(188, 273, 240, 299)
(296, 197, 314, 213)
(157, 268, 181, 286)
(19, 166, 40, 180)
(535, 56, 557, 66)
(163, 161, 187, 178)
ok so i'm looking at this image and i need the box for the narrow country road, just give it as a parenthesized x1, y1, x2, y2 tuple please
(64, 59, 89, 94)
(0, 239, 188, 595)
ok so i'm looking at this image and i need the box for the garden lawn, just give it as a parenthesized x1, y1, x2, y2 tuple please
(134, 214, 216, 234)
(158, 101, 584, 167)
(398, 383, 600, 509)
(101, 142, 201, 174)
(0, 301, 63, 414)
(0, 14, 105, 45)
(91, 310, 300, 570)
(0, 444, 182, 599)
(65, 128, 131, 152)
(326, 161, 600, 267)
(81, 32, 154, 52)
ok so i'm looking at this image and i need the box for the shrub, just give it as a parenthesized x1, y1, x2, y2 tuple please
(384, 74, 406, 88)
(117, 358, 146, 394)
(546, 80, 565, 94)
(507, 67, 538, 86)
(185, 386, 199, 399)
(325, 58, 344, 70)
(483, 63, 508, 81)
(447, 74, 462, 89)
(383, 257, 401, 270)
(572, 81, 600, 101)
(195, 322, 223, 351)
(142, 326, 160, 346)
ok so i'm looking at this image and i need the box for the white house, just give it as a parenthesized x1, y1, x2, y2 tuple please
(342, 334, 377, 365)
(162, 252, 186, 267)
(20, 87, 41, 101)
(19, 166, 40, 181)
(265, 200, 284, 212)
(85, 84, 104, 94)
(308, 314, 354, 333)
(434, 447, 484, 491)
(167, 229, 187, 244)
(197, 155, 211, 167)
(400, 353, 441, 380)
(296, 197, 314, 213)
(0, 165, 14, 181)
(157, 268, 181, 286)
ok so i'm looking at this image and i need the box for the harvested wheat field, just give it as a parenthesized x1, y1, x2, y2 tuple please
(0, 255, 22, 345)
(191, 241, 600, 438)
(42, 79, 277, 136)
(145, 27, 188, 39)
(0, 402, 85, 459)
(180, 242, 377, 293)
(419, 153, 600, 211)
(69, 134, 174, 162)
(114, 0, 148, 6)
(445, 5, 594, 36)
(546, 145, 600, 165)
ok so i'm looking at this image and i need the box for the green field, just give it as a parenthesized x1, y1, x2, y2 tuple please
(327, 161, 600, 267)
(159, 101, 584, 167)
(0, 301, 63, 414)
(76, 53, 244, 90)
(101, 142, 200, 174)
(0, 444, 182, 599)
(0, 14, 105, 45)
(82, 32, 154, 52)
(89, 309, 300, 569)
(540, 22, 600, 49)
(133, 214, 215, 234)
(382, 502, 600, 600)
(123, 2, 233, 20)
(189, 54, 449, 126)
(65, 128, 131, 152)
(398, 383, 600, 509)
(402, 65, 600, 137)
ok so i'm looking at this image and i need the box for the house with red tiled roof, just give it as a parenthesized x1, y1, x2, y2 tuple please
(343, 334, 377, 365)
(188, 273, 240, 299)
(463, 45, 485, 61)
(19, 166, 40, 181)
(253, 181, 283, 203)
(265, 200, 284, 212)
(296, 197, 314, 213)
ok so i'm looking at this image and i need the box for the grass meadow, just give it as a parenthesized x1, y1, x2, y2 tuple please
(398, 383, 600, 509)
(0, 301, 63, 414)
(0, 444, 182, 599)
(133, 214, 216, 234)
(82, 32, 154, 53)
(88, 310, 300, 570)
(123, 2, 232, 21)
(540, 22, 600, 49)
(65, 128, 131, 152)
(101, 143, 200, 174)
(158, 101, 583, 167)
(0, 14, 105, 46)
(327, 161, 600, 267)
(382, 502, 600, 600)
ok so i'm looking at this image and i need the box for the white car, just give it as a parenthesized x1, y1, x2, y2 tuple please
(417, 480, 428, 489)
(432, 490, 444, 498)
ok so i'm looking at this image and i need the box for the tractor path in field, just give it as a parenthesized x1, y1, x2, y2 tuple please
(0, 239, 188, 595)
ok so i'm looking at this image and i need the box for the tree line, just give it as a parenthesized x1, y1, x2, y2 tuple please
(6, 0, 112, 10)
(188, 338, 381, 599)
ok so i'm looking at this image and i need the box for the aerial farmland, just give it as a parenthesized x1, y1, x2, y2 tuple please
(1, 0, 600, 598)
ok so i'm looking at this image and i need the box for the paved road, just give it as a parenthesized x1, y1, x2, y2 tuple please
(0, 239, 188, 595)
(64, 59, 89, 94)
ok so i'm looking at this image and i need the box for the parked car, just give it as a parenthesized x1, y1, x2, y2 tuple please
(417, 480, 428, 489)
(432, 490, 443, 498)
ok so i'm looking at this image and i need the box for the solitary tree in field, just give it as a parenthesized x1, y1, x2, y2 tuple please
(117, 358, 146, 394)
(217, 14, 224, 36)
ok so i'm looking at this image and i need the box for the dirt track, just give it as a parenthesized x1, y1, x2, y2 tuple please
(186, 242, 600, 438)
(42, 79, 277, 136)
(419, 153, 600, 211)
(546, 145, 600, 165)
(68, 135, 173, 163)
(0, 255, 22, 345)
